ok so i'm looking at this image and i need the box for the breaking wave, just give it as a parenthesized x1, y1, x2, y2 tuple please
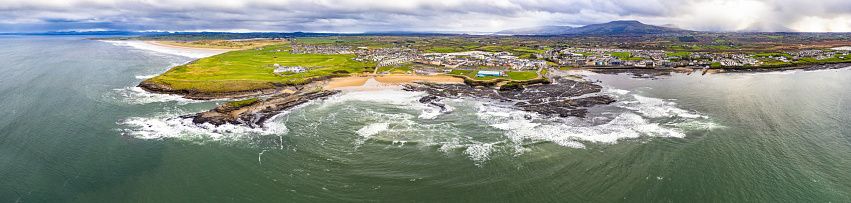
(118, 85, 720, 164)
(135, 74, 160, 79)
(105, 86, 209, 105)
(337, 87, 718, 163)
(118, 112, 290, 147)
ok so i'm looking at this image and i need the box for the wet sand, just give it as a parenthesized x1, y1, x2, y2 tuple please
(146, 41, 242, 51)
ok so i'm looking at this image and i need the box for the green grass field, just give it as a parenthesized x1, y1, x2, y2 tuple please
(755, 53, 795, 58)
(506, 71, 538, 80)
(376, 66, 394, 73)
(608, 52, 630, 58)
(472, 76, 503, 80)
(447, 70, 499, 80)
(666, 52, 693, 57)
(146, 45, 375, 92)
(447, 70, 538, 81)
(388, 67, 413, 74)
(227, 98, 258, 107)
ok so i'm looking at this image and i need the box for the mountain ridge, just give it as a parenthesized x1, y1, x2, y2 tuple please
(497, 20, 691, 35)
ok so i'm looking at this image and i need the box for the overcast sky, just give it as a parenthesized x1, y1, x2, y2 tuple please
(1, 0, 850, 33)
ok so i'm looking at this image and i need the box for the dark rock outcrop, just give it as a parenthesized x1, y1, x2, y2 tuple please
(417, 95, 447, 112)
(404, 77, 616, 118)
(183, 90, 341, 128)
(137, 80, 285, 100)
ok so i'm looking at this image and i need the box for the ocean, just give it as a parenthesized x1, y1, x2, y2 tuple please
(1, 35, 849, 202)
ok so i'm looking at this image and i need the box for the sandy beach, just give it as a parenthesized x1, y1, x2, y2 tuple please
(145, 41, 242, 51)
(322, 75, 464, 91)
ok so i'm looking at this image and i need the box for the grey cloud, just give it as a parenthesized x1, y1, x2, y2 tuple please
(0, 0, 849, 32)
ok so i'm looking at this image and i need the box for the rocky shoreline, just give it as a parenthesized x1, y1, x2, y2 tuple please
(403, 77, 616, 118)
(136, 74, 345, 100)
(164, 61, 851, 127)
(182, 90, 341, 128)
(586, 61, 851, 78)
(137, 80, 292, 100)
(184, 76, 616, 127)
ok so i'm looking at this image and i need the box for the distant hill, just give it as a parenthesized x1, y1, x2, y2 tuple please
(495, 26, 576, 35)
(739, 22, 798, 32)
(4, 31, 169, 35)
(497, 20, 692, 35)
(572, 20, 689, 34)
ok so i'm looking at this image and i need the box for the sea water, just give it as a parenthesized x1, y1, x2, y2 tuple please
(1, 35, 850, 202)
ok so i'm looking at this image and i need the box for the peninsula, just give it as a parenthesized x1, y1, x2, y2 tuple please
(125, 26, 851, 127)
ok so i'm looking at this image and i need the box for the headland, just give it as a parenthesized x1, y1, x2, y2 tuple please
(123, 34, 851, 127)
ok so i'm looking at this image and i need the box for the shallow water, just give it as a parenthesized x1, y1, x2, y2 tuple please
(1, 35, 850, 202)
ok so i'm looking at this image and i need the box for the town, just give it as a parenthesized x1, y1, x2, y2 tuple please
(280, 40, 851, 79)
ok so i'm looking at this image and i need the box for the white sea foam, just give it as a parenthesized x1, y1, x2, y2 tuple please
(107, 86, 208, 105)
(464, 143, 495, 163)
(120, 85, 718, 164)
(102, 40, 227, 58)
(418, 102, 453, 119)
(318, 89, 450, 120)
(479, 108, 685, 149)
(356, 123, 389, 138)
(135, 74, 160, 79)
(470, 87, 710, 149)
(618, 95, 705, 119)
(119, 113, 289, 145)
(317, 87, 717, 161)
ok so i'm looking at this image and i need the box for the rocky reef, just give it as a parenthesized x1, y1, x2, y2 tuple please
(403, 77, 616, 118)
(182, 90, 341, 128)
(182, 76, 620, 127)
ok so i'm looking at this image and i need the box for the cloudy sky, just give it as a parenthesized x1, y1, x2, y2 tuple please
(1, 0, 850, 33)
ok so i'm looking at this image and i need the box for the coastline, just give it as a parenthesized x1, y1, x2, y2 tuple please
(139, 61, 851, 100)
(139, 74, 465, 100)
(155, 61, 851, 128)
(579, 61, 851, 78)
(145, 41, 242, 51)
(180, 75, 463, 127)
(184, 75, 615, 127)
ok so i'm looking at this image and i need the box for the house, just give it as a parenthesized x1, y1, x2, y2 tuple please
(274, 66, 306, 73)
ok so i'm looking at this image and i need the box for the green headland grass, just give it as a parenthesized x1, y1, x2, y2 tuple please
(146, 45, 374, 93)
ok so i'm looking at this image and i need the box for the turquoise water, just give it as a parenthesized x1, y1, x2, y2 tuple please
(1, 36, 850, 202)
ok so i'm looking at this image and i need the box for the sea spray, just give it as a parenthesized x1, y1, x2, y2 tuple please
(119, 85, 719, 163)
